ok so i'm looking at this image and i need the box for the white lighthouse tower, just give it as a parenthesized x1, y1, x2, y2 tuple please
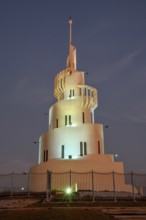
(39, 17, 104, 163)
(30, 18, 125, 191)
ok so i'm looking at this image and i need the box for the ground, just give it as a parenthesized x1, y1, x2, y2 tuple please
(0, 198, 146, 220)
(0, 208, 113, 220)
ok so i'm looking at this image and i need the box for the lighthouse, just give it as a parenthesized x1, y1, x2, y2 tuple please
(39, 17, 104, 163)
(30, 18, 126, 191)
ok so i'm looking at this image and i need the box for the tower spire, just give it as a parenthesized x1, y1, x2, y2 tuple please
(69, 16, 72, 47)
(66, 17, 76, 72)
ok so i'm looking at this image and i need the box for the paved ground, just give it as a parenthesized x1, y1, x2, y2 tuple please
(102, 207, 146, 219)
(0, 198, 146, 219)
(0, 198, 40, 209)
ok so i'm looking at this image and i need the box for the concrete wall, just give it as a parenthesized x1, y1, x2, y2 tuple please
(30, 156, 129, 192)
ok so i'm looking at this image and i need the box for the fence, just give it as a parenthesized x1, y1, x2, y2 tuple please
(0, 171, 146, 201)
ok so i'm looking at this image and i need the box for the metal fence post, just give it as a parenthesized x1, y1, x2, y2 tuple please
(46, 171, 49, 201)
(27, 172, 31, 196)
(131, 171, 135, 202)
(46, 170, 52, 201)
(11, 172, 14, 197)
(92, 170, 95, 202)
(112, 171, 116, 202)
(69, 170, 72, 187)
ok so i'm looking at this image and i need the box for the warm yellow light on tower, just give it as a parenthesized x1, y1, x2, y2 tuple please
(30, 18, 127, 193)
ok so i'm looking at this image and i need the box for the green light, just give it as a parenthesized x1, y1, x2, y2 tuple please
(66, 187, 72, 194)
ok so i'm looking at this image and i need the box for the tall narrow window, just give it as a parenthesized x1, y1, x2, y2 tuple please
(69, 115, 72, 125)
(98, 141, 101, 154)
(79, 88, 81, 95)
(69, 89, 72, 98)
(43, 150, 45, 162)
(61, 145, 64, 158)
(56, 118, 58, 128)
(69, 89, 75, 97)
(82, 112, 85, 123)
(65, 115, 67, 126)
(46, 150, 48, 161)
(90, 112, 93, 123)
(84, 142, 87, 155)
(80, 142, 83, 156)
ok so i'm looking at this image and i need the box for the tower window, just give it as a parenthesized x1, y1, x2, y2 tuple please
(56, 118, 58, 128)
(82, 112, 85, 123)
(61, 145, 64, 158)
(98, 141, 101, 154)
(65, 115, 67, 126)
(69, 89, 75, 97)
(46, 150, 48, 161)
(65, 115, 72, 126)
(84, 142, 87, 155)
(43, 150, 48, 162)
(43, 150, 45, 162)
(80, 142, 83, 156)
(69, 115, 72, 125)
(69, 89, 72, 98)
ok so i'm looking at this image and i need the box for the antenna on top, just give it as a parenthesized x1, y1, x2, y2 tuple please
(66, 16, 76, 71)
(69, 16, 73, 47)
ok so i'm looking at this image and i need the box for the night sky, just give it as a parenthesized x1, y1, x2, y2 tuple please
(0, 0, 146, 174)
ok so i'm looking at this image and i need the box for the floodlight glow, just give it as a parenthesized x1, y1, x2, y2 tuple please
(65, 187, 72, 194)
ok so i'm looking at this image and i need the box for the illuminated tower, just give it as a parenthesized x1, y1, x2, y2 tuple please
(39, 18, 104, 163)
(30, 18, 125, 188)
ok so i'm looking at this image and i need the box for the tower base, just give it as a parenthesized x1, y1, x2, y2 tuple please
(29, 154, 132, 193)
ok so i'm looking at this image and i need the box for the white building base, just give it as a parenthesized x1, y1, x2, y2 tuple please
(29, 154, 132, 193)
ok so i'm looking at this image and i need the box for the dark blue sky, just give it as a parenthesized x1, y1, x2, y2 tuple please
(0, 0, 146, 173)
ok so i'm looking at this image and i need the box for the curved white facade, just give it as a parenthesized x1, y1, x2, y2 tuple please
(38, 66, 104, 163)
